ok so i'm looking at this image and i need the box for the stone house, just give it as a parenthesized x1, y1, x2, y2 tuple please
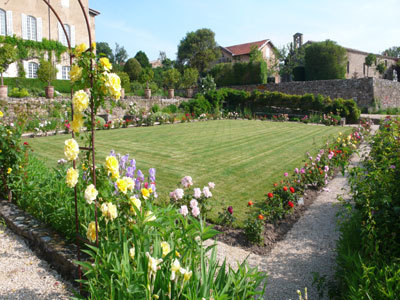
(0, 0, 99, 80)
(218, 39, 280, 83)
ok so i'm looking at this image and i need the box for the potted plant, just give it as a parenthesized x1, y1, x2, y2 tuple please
(37, 60, 58, 99)
(0, 44, 18, 99)
(139, 68, 154, 99)
(163, 68, 181, 99)
(181, 67, 199, 98)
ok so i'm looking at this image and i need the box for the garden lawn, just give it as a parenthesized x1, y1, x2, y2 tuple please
(25, 120, 350, 225)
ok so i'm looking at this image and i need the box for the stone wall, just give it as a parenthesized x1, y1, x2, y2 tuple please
(228, 78, 400, 109)
(0, 96, 189, 123)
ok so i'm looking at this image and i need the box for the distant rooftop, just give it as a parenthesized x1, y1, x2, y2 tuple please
(223, 39, 271, 56)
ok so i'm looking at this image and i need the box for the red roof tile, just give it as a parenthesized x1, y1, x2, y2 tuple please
(225, 39, 269, 56)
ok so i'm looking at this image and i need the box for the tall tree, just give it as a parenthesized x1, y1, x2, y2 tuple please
(96, 42, 114, 63)
(382, 46, 400, 58)
(159, 51, 174, 69)
(114, 43, 128, 66)
(177, 28, 220, 74)
(123, 58, 142, 81)
(134, 51, 150, 68)
(304, 40, 347, 81)
(365, 53, 377, 77)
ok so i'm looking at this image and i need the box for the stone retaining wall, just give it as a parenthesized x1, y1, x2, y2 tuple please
(228, 78, 400, 109)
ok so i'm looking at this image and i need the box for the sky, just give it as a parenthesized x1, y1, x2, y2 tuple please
(92, 0, 400, 61)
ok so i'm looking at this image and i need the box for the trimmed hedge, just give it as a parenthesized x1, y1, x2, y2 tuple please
(205, 88, 361, 123)
(209, 61, 268, 87)
(3, 77, 73, 94)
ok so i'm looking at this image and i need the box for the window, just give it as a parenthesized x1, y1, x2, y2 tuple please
(28, 62, 38, 78)
(27, 15, 37, 41)
(62, 66, 70, 80)
(0, 9, 6, 36)
(347, 61, 350, 74)
(60, 24, 70, 46)
(363, 63, 366, 76)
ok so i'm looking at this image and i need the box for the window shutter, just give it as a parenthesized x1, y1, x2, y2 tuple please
(56, 64, 62, 80)
(70, 25, 75, 48)
(21, 13, 27, 39)
(37, 17, 42, 41)
(6, 11, 13, 36)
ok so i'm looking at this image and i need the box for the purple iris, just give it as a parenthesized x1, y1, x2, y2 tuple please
(126, 166, 135, 178)
(120, 154, 129, 170)
(130, 159, 136, 167)
(135, 178, 141, 191)
(113, 182, 119, 195)
(109, 150, 116, 157)
(137, 170, 145, 182)
(149, 168, 156, 182)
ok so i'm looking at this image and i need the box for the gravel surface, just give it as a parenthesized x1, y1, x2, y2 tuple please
(206, 125, 378, 300)
(0, 225, 75, 300)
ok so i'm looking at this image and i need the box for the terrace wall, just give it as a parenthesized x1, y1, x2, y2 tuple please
(227, 78, 400, 109)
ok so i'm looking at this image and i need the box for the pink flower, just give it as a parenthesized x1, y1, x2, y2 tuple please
(190, 199, 198, 208)
(294, 168, 299, 174)
(170, 188, 184, 200)
(284, 172, 288, 177)
(181, 176, 193, 188)
(300, 168, 306, 174)
(328, 151, 334, 159)
(202, 186, 212, 198)
(179, 205, 188, 217)
(324, 166, 329, 173)
(193, 188, 201, 199)
(192, 206, 200, 217)
(208, 182, 215, 189)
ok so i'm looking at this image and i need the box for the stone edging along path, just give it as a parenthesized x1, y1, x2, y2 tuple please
(0, 124, 378, 299)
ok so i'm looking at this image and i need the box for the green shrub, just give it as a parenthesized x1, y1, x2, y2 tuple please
(37, 60, 58, 86)
(179, 95, 212, 116)
(9, 87, 29, 98)
(116, 71, 131, 92)
(162, 104, 178, 114)
(3, 77, 72, 94)
(151, 104, 160, 113)
(124, 58, 142, 81)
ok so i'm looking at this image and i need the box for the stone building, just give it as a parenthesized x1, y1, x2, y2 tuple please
(297, 33, 399, 81)
(0, 0, 99, 80)
(218, 39, 280, 83)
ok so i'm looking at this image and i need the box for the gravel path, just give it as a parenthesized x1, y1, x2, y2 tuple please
(0, 225, 74, 300)
(206, 125, 378, 300)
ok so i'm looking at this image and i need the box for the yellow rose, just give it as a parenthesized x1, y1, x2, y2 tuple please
(0, 111, 3, 118)
(84, 184, 98, 204)
(86, 221, 99, 243)
(141, 188, 150, 199)
(70, 64, 83, 82)
(111, 170, 120, 180)
(71, 113, 84, 133)
(7, 167, 12, 174)
(91, 42, 96, 51)
(161, 241, 171, 258)
(129, 196, 141, 215)
(72, 90, 89, 113)
(75, 43, 88, 56)
(116, 178, 128, 194)
(129, 246, 135, 260)
(106, 155, 119, 173)
(64, 138, 79, 161)
(123, 176, 134, 191)
(104, 73, 121, 101)
(100, 202, 118, 222)
(66, 167, 79, 188)
(99, 57, 112, 71)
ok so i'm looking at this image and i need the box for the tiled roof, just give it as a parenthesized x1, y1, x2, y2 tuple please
(224, 39, 269, 56)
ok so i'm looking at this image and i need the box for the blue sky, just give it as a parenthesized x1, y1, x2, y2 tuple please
(92, 0, 400, 61)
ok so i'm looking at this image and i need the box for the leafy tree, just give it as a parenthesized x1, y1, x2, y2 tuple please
(382, 46, 400, 58)
(0, 44, 17, 86)
(159, 51, 174, 69)
(249, 45, 263, 62)
(116, 71, 130, 91)
(96, 42, 114, 63)
(123, 58, 142, 81)
(114, 43, 128, 66)
(163, 68, 181, 89)
(365, 53, 377, 77)
(181, 68, 199, 89)
(139, 68, 154, 89)
(277, 43, 305, 82)
(134, 51, 150, 68)
(177, 28, 220, 74)
(376, 62, 386, 75)
(304, 40, 347, 81)
(37, 60, 58, 86)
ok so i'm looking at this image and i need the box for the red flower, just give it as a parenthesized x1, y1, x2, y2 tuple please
(248, 200, 254, 207)
(283, 186, 288, 192)
(23, 142, 29, 146)
(273, 183, 278, 187)
(288, 201, 294, 208)
(290, 187, 295, 193)
(258, 214, 264, 220)
(104, 124, 108, 128)
(267, 193, 273, 198)
(227, 206, 233, 214)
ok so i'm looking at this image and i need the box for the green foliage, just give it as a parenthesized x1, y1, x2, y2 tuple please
(134, 50, 150, 68)
(139, 68, 154, 87)
(0, 44, 18, 85)
(181, 68, 199, 89)
(249, 45, 263, 62)
(198, 74, 216, 94)
(37, 60, 58, 86)
(124, 58, 143, 81)
(113, 43, 128, 65)
(277, 43, 306, 82)
(382, 46, 400, 58)
(151, 104, 160, 113)
(177, 28, 221, 73)
(292, 66, 305, 81)
(304, 40, 347, 81)
(3, 77, 72, 94)
(210, 61, 268, 86)
(244, 217, 265, 244)
(365, 53, 376, 67)
(17, 61, 26, 78)
(162, 104, 178, 114)
(96, 42, 114, 63)
(9, 87, 29, 98)
(376, 62, 386, 74)
(179, 95, 212, 117)
(163, 68, 181, 89)
(116, 71, 131, 92)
